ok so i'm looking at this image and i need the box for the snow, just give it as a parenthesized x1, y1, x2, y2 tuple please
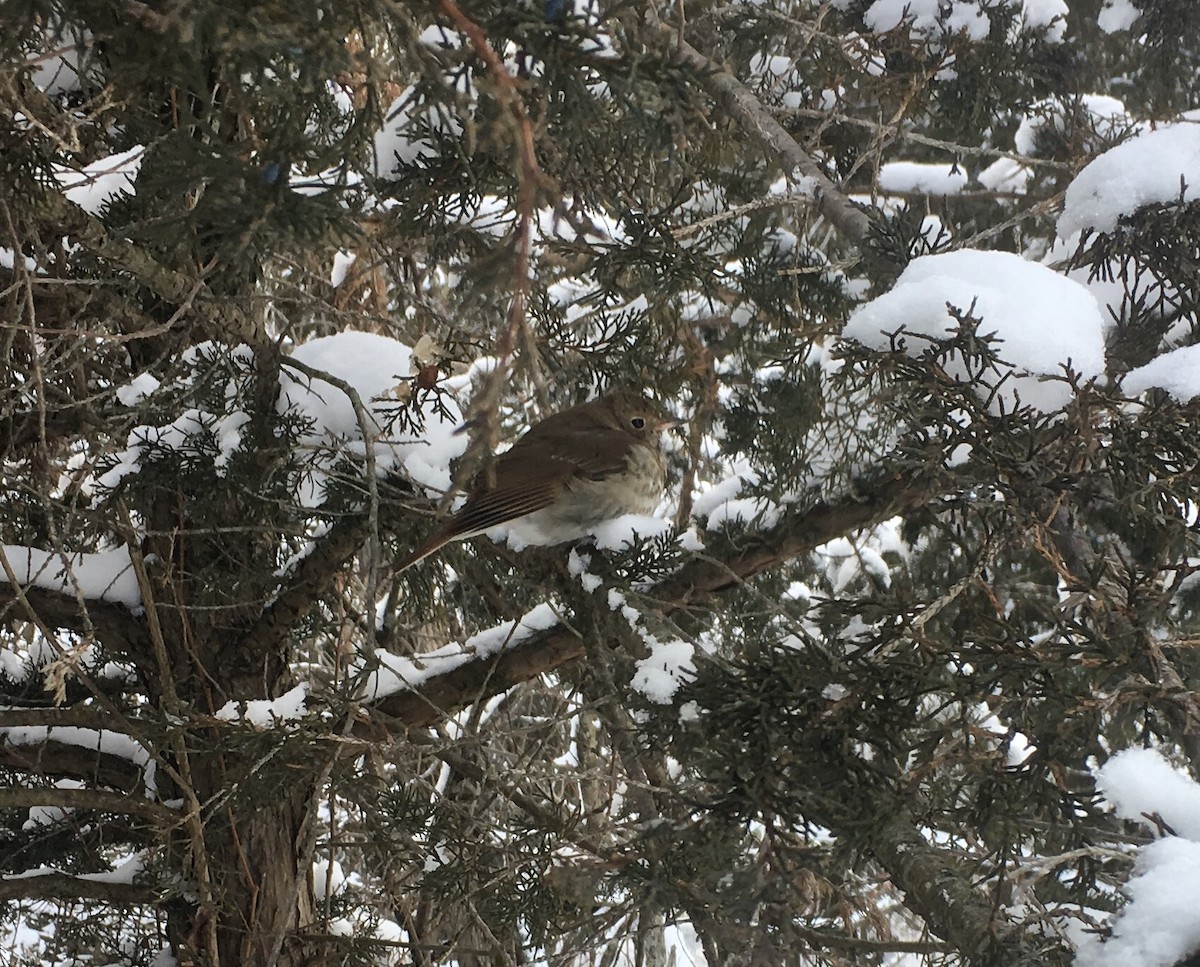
(1123, 344, 1200, 402)
(0, 726, 156, 794)
(1076, 838, 1200, 967)
(693, 467, 781, 531)
(215, 683, 309, 728)
(99, 409, 222, 489)
(4, 854, 144, 884)
(631, 639, 696, 703)
(279, 331, 468, 506)
(27, 24, 94, 96)
(842, 249, 1108, 414)
(115, 373, 161, 406)
(607, 588, 642, 630)
(878, 162, 968, 196)
(978, 157, 1030, 193)
(819, 536, 892, 591)
(313, 859, 346, 899)
(54, 146, 143, 214)
(23, 779, 84, 830)
(589, 514, 674, 550)
(330, 251, 356, 287)
(1073, 749, 1200, 966)
(1022, 0, 1068, 41)
(81, 854, 145, 884)
(1098, 0, 1140, 33)
(325, 918, 354, 937)
(1059, 122, 1200, 238)
(102, 334, 465, 508)
(363, 603, 561, 700)
(568, 548, 604, 593)
(1094, 748, 1200, 840)
(0, 543, 141, 608)
(1015, 95, 1133, 157)
(864, 0, 991, 41)
(0, 249, 39, 272)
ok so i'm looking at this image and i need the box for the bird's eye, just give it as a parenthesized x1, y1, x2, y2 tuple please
(631, 417, 646, 429)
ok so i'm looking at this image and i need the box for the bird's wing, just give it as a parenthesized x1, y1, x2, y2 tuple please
(441, 454, 573, 538)
(443, 429, 633, 538)
(507, 425, 634, 480)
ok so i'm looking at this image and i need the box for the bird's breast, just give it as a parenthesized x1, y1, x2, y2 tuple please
(515, 442, 665, 542)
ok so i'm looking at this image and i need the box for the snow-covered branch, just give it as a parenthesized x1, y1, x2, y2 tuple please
(370, 469, 937, 726)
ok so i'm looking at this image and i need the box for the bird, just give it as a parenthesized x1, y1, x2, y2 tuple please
(397, 389, 673, 571)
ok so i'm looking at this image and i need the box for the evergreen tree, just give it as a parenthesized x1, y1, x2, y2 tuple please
(3, 0, 1200, 964)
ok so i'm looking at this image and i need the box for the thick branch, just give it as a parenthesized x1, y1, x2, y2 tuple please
(862, 800, 1070, 962)
(0, 872, 161, 905)
(242, 516, 372, 656)
(0, 585, 152, 661)
(0, 786, 178, 826)
(0, 708, 133, 730)
(0, 739, 149, 796)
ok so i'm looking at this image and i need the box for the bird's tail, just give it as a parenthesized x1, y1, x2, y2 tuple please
(395, 528, 454, 572)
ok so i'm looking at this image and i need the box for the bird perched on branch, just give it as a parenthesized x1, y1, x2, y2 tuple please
(398, 390, 674, 570)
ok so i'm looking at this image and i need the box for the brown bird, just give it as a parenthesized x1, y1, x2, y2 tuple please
(398, 390, 673, 570)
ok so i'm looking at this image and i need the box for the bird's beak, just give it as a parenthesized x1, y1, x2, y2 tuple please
(655, 416, 683, 431)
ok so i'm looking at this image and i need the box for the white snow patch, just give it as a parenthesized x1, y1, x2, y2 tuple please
(631, 639, 696, 703)
(55, 146, 143, 214)
(1098, 0, 1140, 33)
(1075, 838, 1200, 967)
(842, 249, 1107, 414)
(27, 25, 95, 96)
(313, 859, 347, 899)
(864, 0, 991, 40)
(330, 251, 356, 287)
(1059, 122, 1200, 237)
(372, 88, 465, 177)
(362, 603, 560, 700)
(978, 157, 1030, 194)
(0, 543, 140, 608)
(5, 854, 145, 885)
(878, 162, 967, 196)
(1021, 0, 1068, 41)
(1123, 344, 1200, 402)
(115, 373, 161, 406)
(1075, 748, 1200, 966)
(1015, 95, 1134, 158)
(589, 514, 673, 550)
(1095, 748, 1200, 840)
(215, 683, 309, 728)
(280, 331, 467, 506)
(0, 726, 155, 794)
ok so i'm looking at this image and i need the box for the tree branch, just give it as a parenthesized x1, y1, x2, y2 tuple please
(0, 585, 152, 662)
(0, 740, 149, 796)
(866, 802, 1042, 961)
(0, 786, 178, 826)
(240, 516, 372, 657)
(646, 15, 874, 247)
(372, 471, 936, 726)
(0, 871, 162, 905)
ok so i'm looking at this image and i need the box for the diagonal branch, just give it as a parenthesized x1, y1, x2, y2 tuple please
(0, 585, 152, 661)
(867, 801, 1027, 959)
(242, 516, 372, 657)
(645, 15, 874, 247)
(372, 471, 936, 726)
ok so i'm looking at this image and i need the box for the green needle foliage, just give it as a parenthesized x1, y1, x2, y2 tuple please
(3, 1, 1200, 965)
